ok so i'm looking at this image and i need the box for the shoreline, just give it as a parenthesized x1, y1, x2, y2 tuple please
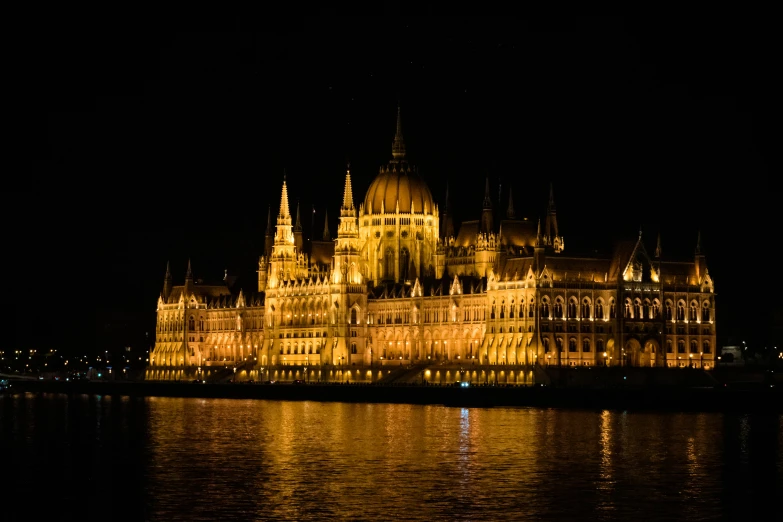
(6, 380, 782, 413)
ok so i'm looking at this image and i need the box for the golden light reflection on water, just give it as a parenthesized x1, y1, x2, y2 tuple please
(8, 394, 777, 521)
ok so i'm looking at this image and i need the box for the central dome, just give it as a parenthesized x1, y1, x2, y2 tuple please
(363, 167, 435, 215)
(362, 106, 435, 215)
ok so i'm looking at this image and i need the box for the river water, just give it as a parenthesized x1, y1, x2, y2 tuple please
(1, 392, 781, 521)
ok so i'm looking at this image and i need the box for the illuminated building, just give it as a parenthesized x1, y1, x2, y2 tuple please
(148, 108, 716, 381)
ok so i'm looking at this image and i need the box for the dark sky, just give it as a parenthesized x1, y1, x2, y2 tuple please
(19, 16, 778, 355)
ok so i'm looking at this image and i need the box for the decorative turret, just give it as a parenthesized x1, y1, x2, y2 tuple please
(655, 231, 662, 258)
(267, 175, 300, 288)
(480, 177, 493, 234)
(544, 183, 564, 253)
(694, 230, 707, 282)
(184, 258, 193, 296)
(294, 199, 304, 252)
(162, 261, 172, 301)
(334, 165, 360, 284)
(322, 208, 330, 240)
(391, 104, 406, 161)
(341, 163, 355, 217)
(264, 205, 274, 257)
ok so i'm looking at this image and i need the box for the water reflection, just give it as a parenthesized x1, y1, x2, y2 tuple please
(1, 394, 781, 521)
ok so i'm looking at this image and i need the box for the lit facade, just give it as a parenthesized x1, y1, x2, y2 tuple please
(148, 109, 717, 380)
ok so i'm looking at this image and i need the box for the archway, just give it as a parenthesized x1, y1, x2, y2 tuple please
(624, 338, 642, 367)
(642, 339, 661, 367)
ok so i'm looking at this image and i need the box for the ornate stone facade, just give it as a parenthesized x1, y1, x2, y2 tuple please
(148, 108, 717, 382)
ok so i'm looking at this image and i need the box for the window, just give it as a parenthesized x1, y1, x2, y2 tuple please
(582, 339, 590, 352)
(677, 341, 685, 353)
(666, 341, 673, 353)
(703, 341, 711, 354)
(569, 339, 577, 352)
(595, 302, 604, 319)
(188, 316, 195, 330)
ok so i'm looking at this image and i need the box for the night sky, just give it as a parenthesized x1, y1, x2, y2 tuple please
(18, 16, 778, 356)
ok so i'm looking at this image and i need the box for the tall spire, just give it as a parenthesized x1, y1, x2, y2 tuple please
(265, 205, 272, 235)
(655, 232, 662, 258)
(483, 177, 492, 209)
(480, 177, 494, 234)
(535, 218, 542, 247)
(391, 104, 406, 160)
(443, 182, 450, 214)
(506, 186, 515, 219)
(695, 230, 702, 255)
(279, 173, 291, 220)
(545, 182, 560, 243)
(294, 199, 302, 231)
(342, 163, 354, 212)
(162, 260, 172, 299)
(322, 208, 330, 240)
(185, 259, 193, 282)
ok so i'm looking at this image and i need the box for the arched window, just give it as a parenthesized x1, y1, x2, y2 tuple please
(677, 303, 685, 321)
(595, 302, 604, 319)
(351, 308, 358, 325)
(567, 300, 577, 319)
(624, 300, 632, 318)
(609, 300, 616, 319)
(542, 301, 550, 318)
(188, 316, 195, 330)
(400, 247, 410, 281)
(665, 303, 673, 320)
(652, 301, 660, 319)
(198, 318, 204, 331)
(701, 303, 710, 322)
(529, 299, 535, 318)
(351, 343, 357, 354)
(643, 300, 651, 319)
(689, 303, 698, 321)
(510, 300, 515, 318)
(556, 337, 563, 352)
(690, 340, 698, 353)
(702, 341, 711, 354)
(633, 300, 641, 319)
(677, 340, 685, 353)
(491, 303, 496, 319)
(581, 299, 590, 319)
(597, 339, 604, 353)
(554, 301, 563, 319)
(500, 302, 505, 319)
(568, 338, 577, 352)
(582, 339, 591, 352)
(666, 340, 673, 353)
